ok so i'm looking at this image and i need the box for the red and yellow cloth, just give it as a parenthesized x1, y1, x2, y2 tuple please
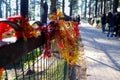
(0, 15, 39, 40)
(0, 68, 4, 80)
(54, 20, 79, 65)
(0, 9, 80, 79)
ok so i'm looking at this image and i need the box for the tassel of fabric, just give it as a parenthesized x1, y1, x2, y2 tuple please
(0, 68, 4, 80)
(42, 25, 52, 58)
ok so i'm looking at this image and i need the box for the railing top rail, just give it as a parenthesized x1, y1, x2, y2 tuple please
(0, 20, 46, 68)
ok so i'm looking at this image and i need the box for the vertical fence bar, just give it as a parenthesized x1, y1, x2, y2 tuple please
(27, 54, 31, 80)
(39, 46, 43, 80)
(4, 68, 8, 80)
(21, 59, 25, 80)
(32, 51, 35, 80)
(56, 58, 58, 80)
(46, 57, 48, 80)
(13, 63, 18, 80)
(41, 56, 43, 80)
(63, 62, 68, 80)
(52, 58, 55, 79)
(36, 49, 39, 80)
(44, 54, 46, 79)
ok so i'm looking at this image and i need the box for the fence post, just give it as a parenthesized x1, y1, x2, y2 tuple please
(63, 62, 68, 80)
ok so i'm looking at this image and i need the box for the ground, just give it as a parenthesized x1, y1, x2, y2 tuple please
(69, 37, 87, 80)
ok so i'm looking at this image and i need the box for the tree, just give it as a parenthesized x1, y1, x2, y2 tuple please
(5, 0, 8, 17)
(88, 0, 92, 18)
(69, 0, 73, 16)
(40, 0, 44, 21)
(62, 0, 65, 14)
(113, 0, 119, 13)
(41, 1, 48, 24)
(84, 0, 87, 19)
(104, 0, 107, 14)
(69, 0, 79, 16)
(95, 0, 98, 17)
(0, 0, 3, 18)
(20, 0, 28, 17)
(100, 0, 103, 14)
(50, 0, 57, 14)
(16, 0, 19, 14)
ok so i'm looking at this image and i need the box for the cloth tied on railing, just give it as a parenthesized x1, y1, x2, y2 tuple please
(73, 21, 80, 38)
(7, 15, 39, 40)
(0, 68, 4, 79)
(49, 9, 64, 21)
(55, 20, 79, 65)
(0, 15, 39, 40)
(48, 9, 80, 65)
(0, 16, 40, 79)
(0, 9, 80, 72)
(0, 20, 13, 40)
(42, 24, 52, 58)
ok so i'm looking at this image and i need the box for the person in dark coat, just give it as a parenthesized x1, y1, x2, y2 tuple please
(107, 12, 115, 37)
(101, 14, 107, 32)
(76, 15, 80, 24)
(114, 12, 120, 37)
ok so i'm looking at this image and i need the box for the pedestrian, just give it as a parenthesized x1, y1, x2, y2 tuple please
(76, 15, 80, 24)
(114, 12, 120, 37)
(107, 12, 115, 37)
(101, 13, 107, 33)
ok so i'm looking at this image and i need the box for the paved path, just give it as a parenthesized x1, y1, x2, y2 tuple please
(80, 21, 120, 80)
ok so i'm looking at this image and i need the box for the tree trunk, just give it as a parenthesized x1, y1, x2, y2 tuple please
(50, 0, 57, 14)
(16, 0, 19, 14)
(101, 0, 103, 14)
(9, 0, 11, 16)
(69, 0, 73, 16)
(84, 0, 87, 19)
(104, 0, 107, 14)
(113, 0, 119, 13)
(41, 2, 48, 24)
(0, 0, 3, 18)
(109, 0, 112, 11)
(62, 0, 65, 14)
(95, 0, 98, 17)
(33, 0, 35, 20)
(40, 0, 44, 21)
(5, 0, 8, 18)
(40, 0, 44, 6)
(88, 0, 91, 18)
(20, 0, 28, 18)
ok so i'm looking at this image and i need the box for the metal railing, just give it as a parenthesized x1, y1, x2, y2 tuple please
(1, 41, 69, 80)
(0, 20, 70, 80)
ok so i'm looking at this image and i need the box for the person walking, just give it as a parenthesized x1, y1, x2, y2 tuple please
(107, 12, 115, 37)
(114, 12, 120, 37)
(76, 15, 80, 24)
(101, 13, 107, 33)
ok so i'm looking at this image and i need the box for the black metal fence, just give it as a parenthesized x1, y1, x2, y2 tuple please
(1, 41, 69, 80)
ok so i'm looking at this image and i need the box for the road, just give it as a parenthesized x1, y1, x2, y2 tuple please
(80, 20, 120, 80)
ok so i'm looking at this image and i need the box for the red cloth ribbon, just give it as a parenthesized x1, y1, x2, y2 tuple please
(0, 22, 12, 40)
(73, 22, 80, 38)
(42, 25, 52, 58)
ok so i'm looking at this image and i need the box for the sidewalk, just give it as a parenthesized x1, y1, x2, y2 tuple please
(80, 21, 120, 80)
